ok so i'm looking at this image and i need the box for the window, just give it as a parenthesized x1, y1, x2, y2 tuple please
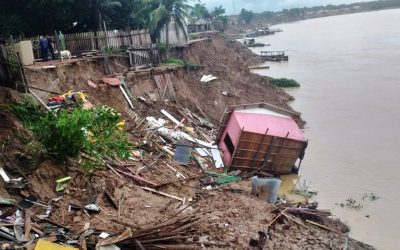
(224, 133, 235, 155)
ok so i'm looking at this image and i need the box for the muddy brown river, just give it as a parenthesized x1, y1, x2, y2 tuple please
(247, 9, 400, 249)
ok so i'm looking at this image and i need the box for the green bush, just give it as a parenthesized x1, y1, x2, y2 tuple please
(11, 102, 131, 171)
(269, 78, 300, 88)
(9, 97, 43, 128)
(158, 43, 177, 51)
(35, 106, 131, 171)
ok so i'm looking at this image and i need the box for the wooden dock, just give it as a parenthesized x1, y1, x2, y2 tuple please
(260, 51, 288, 62)
(249, 65, 270, 70)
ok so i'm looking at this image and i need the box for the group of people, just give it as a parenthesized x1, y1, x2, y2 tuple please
(39, 36, 55, 61)
(38, 31, 66, 62)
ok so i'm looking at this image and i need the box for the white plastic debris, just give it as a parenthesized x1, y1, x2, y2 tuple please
(84, 204, 100, 212)
(99, 232, 110, 239)
(200, 75, 218, 83)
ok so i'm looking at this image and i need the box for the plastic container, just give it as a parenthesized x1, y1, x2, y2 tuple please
(251, 176, 282, 204)
(174, 140, 193, 164)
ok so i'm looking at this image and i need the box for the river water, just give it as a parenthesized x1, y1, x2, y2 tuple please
(247, 9, 400, 249)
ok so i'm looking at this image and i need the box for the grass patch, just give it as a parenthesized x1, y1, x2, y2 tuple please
(269, 78, 300, 88)
(162, 58, 185, 66)
(162, 58, 200, 70)
(189, 34, 200, 40)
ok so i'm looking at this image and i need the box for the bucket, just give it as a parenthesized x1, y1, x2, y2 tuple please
(174, 140, 193, 164)
(251, 176, 282, 204)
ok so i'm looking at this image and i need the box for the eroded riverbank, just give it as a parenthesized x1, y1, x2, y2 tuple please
(248, 9, 400, 249)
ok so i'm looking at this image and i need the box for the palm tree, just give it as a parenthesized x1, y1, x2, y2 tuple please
(190, 2, 210, 20)
(211, 5, 225, 18)
(147, 0, 191, 50)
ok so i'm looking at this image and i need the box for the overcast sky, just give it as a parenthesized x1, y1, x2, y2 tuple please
(192, 0, 373, 15)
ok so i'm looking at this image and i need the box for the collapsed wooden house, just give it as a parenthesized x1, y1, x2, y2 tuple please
(217, 103, 307, 175)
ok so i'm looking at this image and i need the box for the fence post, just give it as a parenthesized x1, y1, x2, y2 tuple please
(129, 30, 133, 48)
(103, 21, 109, 49)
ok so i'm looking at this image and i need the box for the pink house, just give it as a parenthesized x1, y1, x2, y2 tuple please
(217, 103, 307, 175)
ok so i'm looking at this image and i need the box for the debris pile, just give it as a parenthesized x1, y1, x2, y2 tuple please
(0, 32, 375, 248)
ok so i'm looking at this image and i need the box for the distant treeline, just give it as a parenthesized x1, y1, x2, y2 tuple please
(238, 0, 400, 25)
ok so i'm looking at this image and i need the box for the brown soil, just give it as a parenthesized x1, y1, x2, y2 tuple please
(0, 35, 372, 249)
(23, 34, 294, 124)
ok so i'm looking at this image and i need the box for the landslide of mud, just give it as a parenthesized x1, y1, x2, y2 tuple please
(23, 34, 294, 124)
(0, 36, 372, 249)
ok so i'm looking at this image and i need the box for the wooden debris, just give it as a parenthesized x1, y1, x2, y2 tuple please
(139, 186, 185, 202)
(305, 220, 343, 235)
(116, 169, 159, 187)
(267, 207, 288, 227)
(104, 191, 119, 210)
(24, 209, 32, 240)
(97, 228, 132, 246)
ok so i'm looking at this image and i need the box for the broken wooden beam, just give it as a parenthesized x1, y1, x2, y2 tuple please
(104, 191, 119, 210)
(116, 169, 159, 187)
(139, 186, 184, 202)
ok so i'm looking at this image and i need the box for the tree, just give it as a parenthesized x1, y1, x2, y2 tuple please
(147, 0, 191, 49)
(94, 0, 122, 31)
(190, 2, 209, 19)
(211, 5, 225, 18)
(240, 8, 254, 24)
(210, 5, 228, 31)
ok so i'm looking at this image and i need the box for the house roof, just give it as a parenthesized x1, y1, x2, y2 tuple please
(216, 102, 304, 142)
(189, 18, 211, 25)
(233, 110, 305, 141)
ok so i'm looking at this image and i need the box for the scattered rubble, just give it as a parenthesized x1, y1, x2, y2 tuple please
(0, 35, 373, 249)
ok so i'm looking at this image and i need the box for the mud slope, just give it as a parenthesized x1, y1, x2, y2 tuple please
(169, 35, 295, 120)
(23, 36, 295, 123)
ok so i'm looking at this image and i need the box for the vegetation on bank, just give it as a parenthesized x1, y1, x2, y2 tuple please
(162, 58, 200, 71)
(269, 77, 300, 88)
(8, 99, 131, 171)
(162, 58, 184, 66)
(238, 0, 400, 26)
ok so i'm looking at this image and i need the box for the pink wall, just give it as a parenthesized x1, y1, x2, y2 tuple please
(218, 113, 242, 166)
(234, 112, 305, 141)
(218, 111, 306, 167)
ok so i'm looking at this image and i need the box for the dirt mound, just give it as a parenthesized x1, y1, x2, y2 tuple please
(0, 37, 371, 249)
(23, 35, 295, 124)
(169, 35, 294, 120)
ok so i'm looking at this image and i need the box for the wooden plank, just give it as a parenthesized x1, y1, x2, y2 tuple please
(139, 186, 184, 202)
(237, 139, 301, 150)
(116, 169, 159, 187)
(24, 209, 32, 240)
(236, 148, 298, 156)
(233, 153, 297, 161)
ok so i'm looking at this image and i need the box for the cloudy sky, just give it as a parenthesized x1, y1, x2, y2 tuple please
(192, 0, 373, 14)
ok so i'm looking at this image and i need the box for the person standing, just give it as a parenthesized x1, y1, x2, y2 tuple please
(39, 35, 49, 61)
(47, 36, 55, 60)
(58, 31, 66, 51)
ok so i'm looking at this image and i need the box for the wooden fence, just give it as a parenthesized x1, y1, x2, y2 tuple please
(128, 46, 160, 68)
(0, 45, 23, 87)
(28, 29, 152, 59)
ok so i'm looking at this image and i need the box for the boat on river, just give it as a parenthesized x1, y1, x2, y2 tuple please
(243, 38, 270, 47)
(260, 51, 288, 61)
